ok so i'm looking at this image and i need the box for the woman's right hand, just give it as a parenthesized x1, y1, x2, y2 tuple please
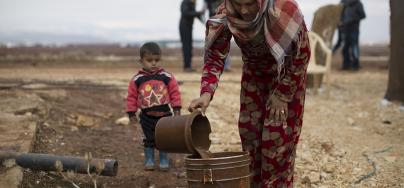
(188, 93, 212, 115)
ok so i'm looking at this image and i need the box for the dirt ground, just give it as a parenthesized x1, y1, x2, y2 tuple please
(0, 49, 403, 187)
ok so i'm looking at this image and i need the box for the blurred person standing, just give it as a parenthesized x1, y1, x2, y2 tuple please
(204, 0, 224, 17)
(339, 0, 366, 71)
(204, 0, 233, 72)
(180, 0, 204, 72)
(332, 0, 347, 53)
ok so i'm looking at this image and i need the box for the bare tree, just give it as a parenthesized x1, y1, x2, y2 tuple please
(385, 0, 404, 103)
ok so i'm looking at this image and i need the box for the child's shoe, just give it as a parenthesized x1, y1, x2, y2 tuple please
(144, 147, 155, 170)
(159, 151, 169, 171)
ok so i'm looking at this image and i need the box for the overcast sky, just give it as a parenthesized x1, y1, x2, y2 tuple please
(0, 0, 390, 44)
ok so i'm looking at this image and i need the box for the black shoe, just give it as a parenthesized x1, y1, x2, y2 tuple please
(339, 67, 350, 71)
(184, 68, 196, 73)
(352, 66, 360, 71)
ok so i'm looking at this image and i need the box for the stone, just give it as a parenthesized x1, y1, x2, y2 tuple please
(176, 172, 186, 178)
(2, 159, 16, 168)
(302, 176, 311, 185)
(383, 156, 397, 163)
(66, 114, 77, 124)
(70, 126, 79, 132)
(306, 164, 318, 171)
(323, 164, 335, 173)
(308, 172, 321, 183)
(380, 99, 391, 107)
(320, 172, 329, 180)
(321, 142, 333, 153)
(347, 118, 355, 125)
(76, 115, 95, 127)
(332, 150, 346, 158)
(0, 166, 23, 188)
(115, 116, 130, 126)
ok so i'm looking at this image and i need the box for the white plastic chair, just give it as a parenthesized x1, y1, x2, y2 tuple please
(307, 31, 332, 93)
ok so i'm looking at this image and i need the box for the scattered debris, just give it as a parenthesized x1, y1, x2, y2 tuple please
(380, 99, 391, 107)
(115, 116, 130, 126)
(76, 115, 95, 127)
(355, 146, 393, 184)
(2, 159, 16, 168)
(382, 120, 392, 124)
(355, 152, 377, 184)
(383, 156, 397, 163)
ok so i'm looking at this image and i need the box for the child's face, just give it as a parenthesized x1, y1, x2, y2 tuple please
(140, 53, 161, 72)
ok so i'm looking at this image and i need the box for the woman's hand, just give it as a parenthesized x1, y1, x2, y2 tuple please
(188, 93, 212, 115)
(267, 94, 288, 122)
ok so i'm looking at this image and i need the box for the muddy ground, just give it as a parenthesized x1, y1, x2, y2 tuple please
(0, 47, 403, 188)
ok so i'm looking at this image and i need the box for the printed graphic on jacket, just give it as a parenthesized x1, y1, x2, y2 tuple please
(140, 82, 167, 107)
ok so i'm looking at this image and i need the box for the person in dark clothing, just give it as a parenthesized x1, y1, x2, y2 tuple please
(203, 0, 233, 72)
(339, 0, 366, 70)
(333, 0, 347, 54)
(204, 0, 223, 17)
(332, 28, 344, 53)
(180, 0, 203, 72)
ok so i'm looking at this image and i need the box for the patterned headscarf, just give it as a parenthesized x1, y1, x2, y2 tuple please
(206, 0, 304, 68)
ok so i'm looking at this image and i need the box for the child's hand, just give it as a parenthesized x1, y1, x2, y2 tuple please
(266, 95, 288, 123)
(174, 110, 181, 116)
(129, 116, 138, 124)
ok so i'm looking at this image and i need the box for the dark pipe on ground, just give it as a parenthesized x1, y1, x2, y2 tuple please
(0, 151, 118, 177)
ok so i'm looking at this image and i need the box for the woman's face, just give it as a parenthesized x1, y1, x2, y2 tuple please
(231, 0, 259, 21)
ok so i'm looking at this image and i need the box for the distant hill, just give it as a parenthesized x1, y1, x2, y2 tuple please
(0, 31, 208, 48)
(0, 31, 109, 45)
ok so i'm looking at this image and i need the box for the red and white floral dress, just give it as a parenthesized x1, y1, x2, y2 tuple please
(201, 22, 310, 187)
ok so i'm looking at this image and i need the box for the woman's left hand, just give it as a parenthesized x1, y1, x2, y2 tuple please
(267, 95, 288, 122)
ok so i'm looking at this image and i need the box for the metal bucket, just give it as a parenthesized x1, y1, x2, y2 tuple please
(155, 111, 211, 154)
(186, 152, 251, 188)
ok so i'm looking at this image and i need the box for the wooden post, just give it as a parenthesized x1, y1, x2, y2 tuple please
(385, 0, 404, 103)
